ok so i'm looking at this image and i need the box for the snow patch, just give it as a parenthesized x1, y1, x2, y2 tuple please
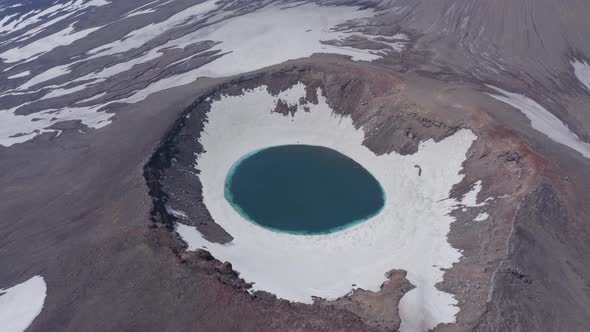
(76, 91, 107, 104)
(7, 71, 30, 79)
(176, 83, 483, 332)
(572, 59, 590, 91)
(0, 275, 47, 332)
(87, 0, 220, 58)
(123, 0, 159, 18)
(165, 204, 188, 219)
(0, 0, 109, 35)
(0, 23, 103, 63)
(0, 103, 114, 147)
(39, 83, 89, 100)
(458, 180, 485, 207)
(486, 85, 590, 159)
(392, 33, 409, 40)
(124, 8, 156, 17)
(474, 212, 489, 222)
(19, 63, 75, 90)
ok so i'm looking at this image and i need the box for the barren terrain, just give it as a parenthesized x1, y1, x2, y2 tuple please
(1, 1, 589, 331)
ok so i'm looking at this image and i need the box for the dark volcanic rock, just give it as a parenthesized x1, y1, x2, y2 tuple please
(474, 184, 590, 332)
(272, 98, 298, 117)
(502, 151, 522, 163)
(320, 269, 415, 332)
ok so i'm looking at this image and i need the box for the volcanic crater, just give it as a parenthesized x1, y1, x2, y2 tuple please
(143, 61, 552, 331)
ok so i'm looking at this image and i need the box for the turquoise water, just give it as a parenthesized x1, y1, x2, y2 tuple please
(224, 145, 385, 235)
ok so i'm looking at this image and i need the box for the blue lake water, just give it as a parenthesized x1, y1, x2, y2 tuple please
(224, 145, 385, 235)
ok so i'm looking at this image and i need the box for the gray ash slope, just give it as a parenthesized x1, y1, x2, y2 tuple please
(0, 0, 589, 331)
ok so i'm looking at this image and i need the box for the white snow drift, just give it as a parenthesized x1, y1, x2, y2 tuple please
(0, 101, 113, 147)
(474, 212, 489, 222)
(0, 0, 109, 37)
(176, 83, 483, 332)
(0, 23, 103, 63)
(0, 275, 47, 332)
(486, 85, 590, 159)
(572, 59, 590, 91)
(7, 70, 30, 79)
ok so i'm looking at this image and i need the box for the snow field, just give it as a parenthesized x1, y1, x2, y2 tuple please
(1, 2, 403, 147)
(0, 275, 47, 332)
